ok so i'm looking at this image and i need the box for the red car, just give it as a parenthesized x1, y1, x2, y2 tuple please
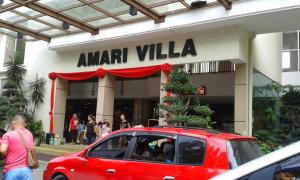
(43, 127, 262, 180)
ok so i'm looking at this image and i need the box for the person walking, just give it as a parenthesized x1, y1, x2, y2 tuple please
(85, 115, 96, 145)
(76, 120, 86, 144)
(0, 113, 36, 180)
(68, 113, 78, 144)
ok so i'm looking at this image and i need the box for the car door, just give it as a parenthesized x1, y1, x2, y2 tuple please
(125, 132, 182, 180)
(75, 132, 135, 180)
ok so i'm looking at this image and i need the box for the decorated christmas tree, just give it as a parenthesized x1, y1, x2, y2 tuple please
(160, 70, 213, 127)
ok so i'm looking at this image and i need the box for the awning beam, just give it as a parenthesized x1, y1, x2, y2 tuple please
(121, 0, 165, 23)
(10, 0, 99, 35)
(0, 20, 51, 42)
(217, 0, 232, 10)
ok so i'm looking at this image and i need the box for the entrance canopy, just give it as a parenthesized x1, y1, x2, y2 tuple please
(0, 0, 234, 42)
(48, 63, 172, 133)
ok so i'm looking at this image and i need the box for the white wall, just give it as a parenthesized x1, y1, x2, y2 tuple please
(252, 33, 282, 83)
(25, 26, 248, 74)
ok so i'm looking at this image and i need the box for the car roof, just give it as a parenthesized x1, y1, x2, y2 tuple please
(111, 127, 255, 141)
(211, 141, 300, 180)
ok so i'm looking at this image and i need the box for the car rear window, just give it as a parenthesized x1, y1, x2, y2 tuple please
(227, 140, 262, 169)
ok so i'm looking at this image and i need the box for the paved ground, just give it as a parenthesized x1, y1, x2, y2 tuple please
(33, 160, 47, 180)
(33, 153, 57, 180)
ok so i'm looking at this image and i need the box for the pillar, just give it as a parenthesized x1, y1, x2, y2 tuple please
(159, 71, 168, 125)
(234, 63, 252, 136)
(96, 74, 115, 129)
(53, 78, 68, 139)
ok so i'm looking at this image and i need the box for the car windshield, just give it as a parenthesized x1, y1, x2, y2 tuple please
(227, 140, 263, 169)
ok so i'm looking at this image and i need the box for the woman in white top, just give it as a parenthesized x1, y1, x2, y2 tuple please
(101, 121, 110, 138)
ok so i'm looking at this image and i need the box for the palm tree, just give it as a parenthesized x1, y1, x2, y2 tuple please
(28, 74, 46, 115)
(6, 52, 26, 88)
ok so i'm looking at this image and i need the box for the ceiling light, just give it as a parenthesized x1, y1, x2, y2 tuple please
(17, 32, 23, 39)
(191, 1, 207, 9)
(129, 5, 137, 16)
(63, 21, 70, 30)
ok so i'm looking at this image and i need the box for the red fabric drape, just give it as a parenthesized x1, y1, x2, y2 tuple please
(48, 76, 56, 133)
(48, 63, 172, 133)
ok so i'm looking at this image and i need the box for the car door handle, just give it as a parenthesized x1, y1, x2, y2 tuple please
(106, 169, 116, 174)
(163, 176, 175, 180)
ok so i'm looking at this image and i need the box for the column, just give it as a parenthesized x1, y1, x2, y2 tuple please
(159, 71, 168, 125)
(234, 64, 251, 136)
(96, 74, 115, 129)
(53, 78, 68, 139)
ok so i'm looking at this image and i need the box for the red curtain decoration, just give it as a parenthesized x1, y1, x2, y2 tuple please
(48, 63, 172, 133)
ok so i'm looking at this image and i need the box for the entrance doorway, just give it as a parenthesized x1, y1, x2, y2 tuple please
(113, 98, 160, 131)
(65, 99, 97, 126)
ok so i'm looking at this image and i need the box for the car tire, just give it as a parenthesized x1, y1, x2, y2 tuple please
(51, 174, 68, 180)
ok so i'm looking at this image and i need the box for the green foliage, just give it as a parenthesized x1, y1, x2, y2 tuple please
(0, 52, 45, 141)
(28, 75, 46, 115)
(160, 70, 213, 127)
(5, 53, 26, 87)
(253, 83, 300, 152)
(27, 119, 44, 146)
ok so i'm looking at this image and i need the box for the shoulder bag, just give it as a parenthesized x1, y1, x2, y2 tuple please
(15, 130, 39, 169)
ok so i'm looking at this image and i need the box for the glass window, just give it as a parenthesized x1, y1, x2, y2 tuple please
(139, 0, 169, 6)
(0, 28, 17, 37)
(87, 17, 118, 27)
(88, 135, 131, 159)
(117, 12, 145, 21)
(17, 20, 49, 31)
(63, 5, 104, 21)
(39, 0, 82, 10)
(275, 155, 300, 180)
(41, 29, 64, 36)
(37, 16, 63, 26)
(282, 51, 298, 72)
(152, 2, 186, 15)
(130, 135, 176, 163)
(14, 6, 41, 17)
(178, 136, 206, 165)
(283, 32, 298, 50)
(0, 12, 25, 22)
(227, 140, 262, 169)
(94, 0, 129, 14)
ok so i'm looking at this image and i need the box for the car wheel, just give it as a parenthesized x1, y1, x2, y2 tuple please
(51, 174, 68, 180)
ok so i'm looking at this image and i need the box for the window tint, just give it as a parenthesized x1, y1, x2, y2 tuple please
(275, 155, 300, 180)
(130, 135, 176, 163)
(178, 136, 206, 165)
(238, 164, 277, 180)
(227, 140, 262, 168)
(88, 135, 131, 159)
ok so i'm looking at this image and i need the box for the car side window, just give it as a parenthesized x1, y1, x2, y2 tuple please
(130, 135, 176, 164)
(275, 155, 300, 180)
(178, 135, 206, 165)
(88, 135, 131, 159)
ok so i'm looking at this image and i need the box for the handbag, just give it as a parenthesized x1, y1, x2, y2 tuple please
(15, 130, 39, 169)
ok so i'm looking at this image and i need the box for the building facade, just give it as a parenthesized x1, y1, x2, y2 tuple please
(5, 0, 300, 138)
